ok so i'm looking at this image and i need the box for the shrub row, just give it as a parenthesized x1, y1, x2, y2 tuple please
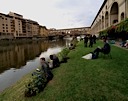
(99, 18, 128, 40)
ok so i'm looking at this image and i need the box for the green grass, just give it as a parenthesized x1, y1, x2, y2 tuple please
(1, 40, 128, 101)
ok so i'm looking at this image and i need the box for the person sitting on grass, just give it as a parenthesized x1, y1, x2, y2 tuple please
(124, 40, 128, 48)
(91, 37, 110, 59)
(40, 57, 53, 81)
(49, 54, 60, 68)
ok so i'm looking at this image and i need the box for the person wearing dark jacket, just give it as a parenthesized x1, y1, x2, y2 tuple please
(49, 54, 60, 68)
(84, 35, 88, 47)
(91, 38, 110, 59)
(89, 35, 93, 47)
(93, 35, 96, 44)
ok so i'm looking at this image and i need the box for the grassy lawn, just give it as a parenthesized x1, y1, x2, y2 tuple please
(0, 40, 128, 101)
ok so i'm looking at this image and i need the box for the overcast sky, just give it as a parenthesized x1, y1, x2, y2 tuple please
(0, 0, 104, 29)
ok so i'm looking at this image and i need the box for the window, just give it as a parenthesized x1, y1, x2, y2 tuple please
(113, 20, 118, 24)
(106, 5, 107, 9)
(121, 12, 125, 21)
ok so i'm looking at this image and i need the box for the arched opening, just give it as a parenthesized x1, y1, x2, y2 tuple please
(102, 16, 104, 29)
(99, 19, 101, 31)
(95, 22, 98, 32)
(121, 12, 125, 21)
(97, 21, 100, 31)
(105, 11, 109, 28)
(110, 2, 119, 25)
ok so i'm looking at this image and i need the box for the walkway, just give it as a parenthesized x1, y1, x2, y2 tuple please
(113, 41, 128, 51)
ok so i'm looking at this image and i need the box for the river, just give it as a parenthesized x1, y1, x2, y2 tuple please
(0, 38, 71, 92)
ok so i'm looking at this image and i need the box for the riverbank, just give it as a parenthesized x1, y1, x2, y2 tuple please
(0, 39, 66, 92)
(0, 38, 47, 46)
(0, 37, 65, 46)
(1, 40, 128, 101)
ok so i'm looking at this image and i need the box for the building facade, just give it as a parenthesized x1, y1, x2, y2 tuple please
(90, 0, 128, 35)
(31, 20, 39, 37)
(0, 13, 13, 39)
(39, 26, 49, 37)
(8, 12, 23, 38)
(0, 12, 48, 40)
(49, 27, 90, 36)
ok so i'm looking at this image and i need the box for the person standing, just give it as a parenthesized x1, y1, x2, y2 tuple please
(89, 35, 93, 47)
(93, 35, 96, 44)
(84, 35, 88, 47)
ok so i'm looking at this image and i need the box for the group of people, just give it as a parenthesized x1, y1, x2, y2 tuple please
(40, 54, 60, 81)
(84, 35, 96, 47)
(83, 34, 111, 59)
(120, 40, 128, 48)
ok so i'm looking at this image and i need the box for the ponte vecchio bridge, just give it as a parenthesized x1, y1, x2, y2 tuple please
(48, 27, 91, 39)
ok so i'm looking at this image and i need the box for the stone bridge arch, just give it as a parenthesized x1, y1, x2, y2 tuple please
(110, 2, 119, 25)
(105, 11, 109, 28)
(102, 16, 104, 29)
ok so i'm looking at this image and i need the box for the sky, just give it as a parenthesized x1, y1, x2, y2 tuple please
(0, 0, 104, 29)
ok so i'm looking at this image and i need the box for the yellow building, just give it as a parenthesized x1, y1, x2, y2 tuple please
(8, 12, 23, 38)
(24, 19, 33, 38)
(31, 20, 39, 37)
(0, 13, 13, 39)
(0, 12, 41, 39)
(39, 25, 49, 37)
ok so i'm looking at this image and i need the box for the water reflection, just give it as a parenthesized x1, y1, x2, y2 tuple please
(0, 40, 66, 74)
(0, 39, 69, 92)
(0, 43, 41, 73)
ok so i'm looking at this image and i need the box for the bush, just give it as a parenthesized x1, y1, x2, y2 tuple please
(58, 47, 70, 63)
(24, 69, 47, 97)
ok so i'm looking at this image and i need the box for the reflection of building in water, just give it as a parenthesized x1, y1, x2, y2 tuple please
(40, 41, 49, 52)
(0, 42, 42, 73)
(0, 40, 67, 74)
(39, 39, 66, 51)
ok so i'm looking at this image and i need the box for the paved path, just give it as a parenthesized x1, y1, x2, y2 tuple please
(113, 41, 128, 51)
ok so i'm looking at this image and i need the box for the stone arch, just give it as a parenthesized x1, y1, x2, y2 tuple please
(105, 11, 109, 28)
(110, 2, 119, 25)
(97, 21, 100, 31)
(102, 16, 104, 29)
(121, 12, 125, 21)
(99, 19, 101, 30)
